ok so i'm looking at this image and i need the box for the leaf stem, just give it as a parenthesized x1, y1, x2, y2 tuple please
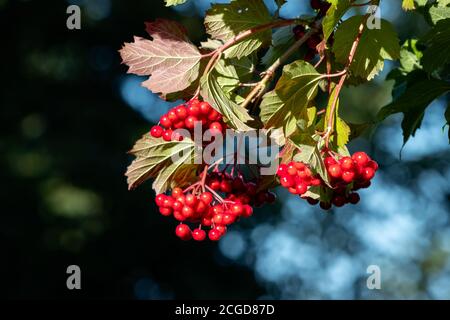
(324, 14, 368, 148)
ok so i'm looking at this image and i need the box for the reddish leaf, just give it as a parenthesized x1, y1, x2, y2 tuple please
(119, 19, 202, 96)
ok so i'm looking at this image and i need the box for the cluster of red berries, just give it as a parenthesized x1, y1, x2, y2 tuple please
(205, 172, 276, 208)
(156, 187, 252, 241)
(276, 152, 378, 210)
(293, 25, 322, 62)
(319, 151, 378, 209)
(276, 161, 321, 195)
(150, 99, 226, 142)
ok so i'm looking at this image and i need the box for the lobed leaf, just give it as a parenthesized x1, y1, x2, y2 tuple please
(126, 134, 196, 191)
(119, 19, 202, 96)
(377, 78, 450, 145)
(333, 16, 400, 81)
(260, 60, 321, 137)
(204, 0, 273, 59)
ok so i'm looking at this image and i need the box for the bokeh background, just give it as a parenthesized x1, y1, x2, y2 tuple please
(1, 0, 449, 299)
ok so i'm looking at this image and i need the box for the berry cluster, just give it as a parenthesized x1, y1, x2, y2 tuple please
(155, 171, 276, 241)
(150, 99, 226, 142)
(275, 152, 378, 210)
(293, 25, 323, 62)
(320, 151, 378, 209)
(276, 161, 321, 195)
(205, 172, 276, 207)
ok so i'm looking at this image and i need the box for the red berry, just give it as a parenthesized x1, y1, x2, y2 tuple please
(220, 180, 233, 193)
(172, 200, 183, 211)
(185, 194, 198, 207)
(167, 110, 178, 122)
(155, 194, 166, 206)
(195, 201, 207, 214)
(352, 152, 369, 167)
(173, 121, 185, 129)
(246, 182, 257, 196)
(201, 217, 212, 227)
(328, 164, 343, 179)
(160, 115, 172, 128)
(207, 109, 220, 121)
(277, 164, 288, 176)
(367, 160, 379, 171)
(340, 157, 354, 171)
(175, 105, 188, 120)
(173, 210, 185, 221)
(209, 179, 221, 191)
(215, 225, 227, 235)
(332, 195, 346, 207)
(311, 178, 321, 186)
(200, 192, 213, 205)
(188, 105, 200, 117)
(296, 182, 308, 195)
(320, 202, 332, 210)
(192, 228, 206, 241)
(287, 163, 297, 175)
(348, 193, 360, 204)
(213, 213, 224, 225)
(182, 205, 195, 218)
(175, 224, 191, 240)
(241, 205, 253, 218)
(306, 197, 319, 205)
(211, 205, 224, 215)
(159, 207, 172, 216)
(185, 116, 198, 130)
(208, 228, 222, 241)
(223, 214, 236, 225)
(362, 167, 375, 181)
(209, 121, 223, 133)
(162, 196, 174, 208)
(310, 0, 321, 10)
(280, 175, 295, 188)
(342, 171, 355, 183)
(324, 156, 337, 167)
(230, 203, 244, 216)
(199, 102, 212, 115)
(172, 187, 183, 198)
(150, 125, 164, 138)
(162, 129, 173, 141)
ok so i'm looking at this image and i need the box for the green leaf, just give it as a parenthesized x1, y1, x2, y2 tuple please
(260, 60, 321, 136)
(429, 0, 450, 24)
(398, 39, 423, 73)
(126, 134, 197, 191)
(421, 19, 450, 72)
(377, 78, 450, 144)
(402, 0, 415, 10)
(323, 86, 350, 148)
(119, 19, 202, 96)
(322, 0, 351, 41)
(153, 153, 197, 194)
(214, 57, 254, 93)
(204, 0, 273, 59)
(165, 0, 187, 6)
(333, 16, 400, 80)
(200, 69, 253, 131)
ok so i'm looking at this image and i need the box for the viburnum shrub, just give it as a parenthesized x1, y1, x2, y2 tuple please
(120, 0, 450, 241)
